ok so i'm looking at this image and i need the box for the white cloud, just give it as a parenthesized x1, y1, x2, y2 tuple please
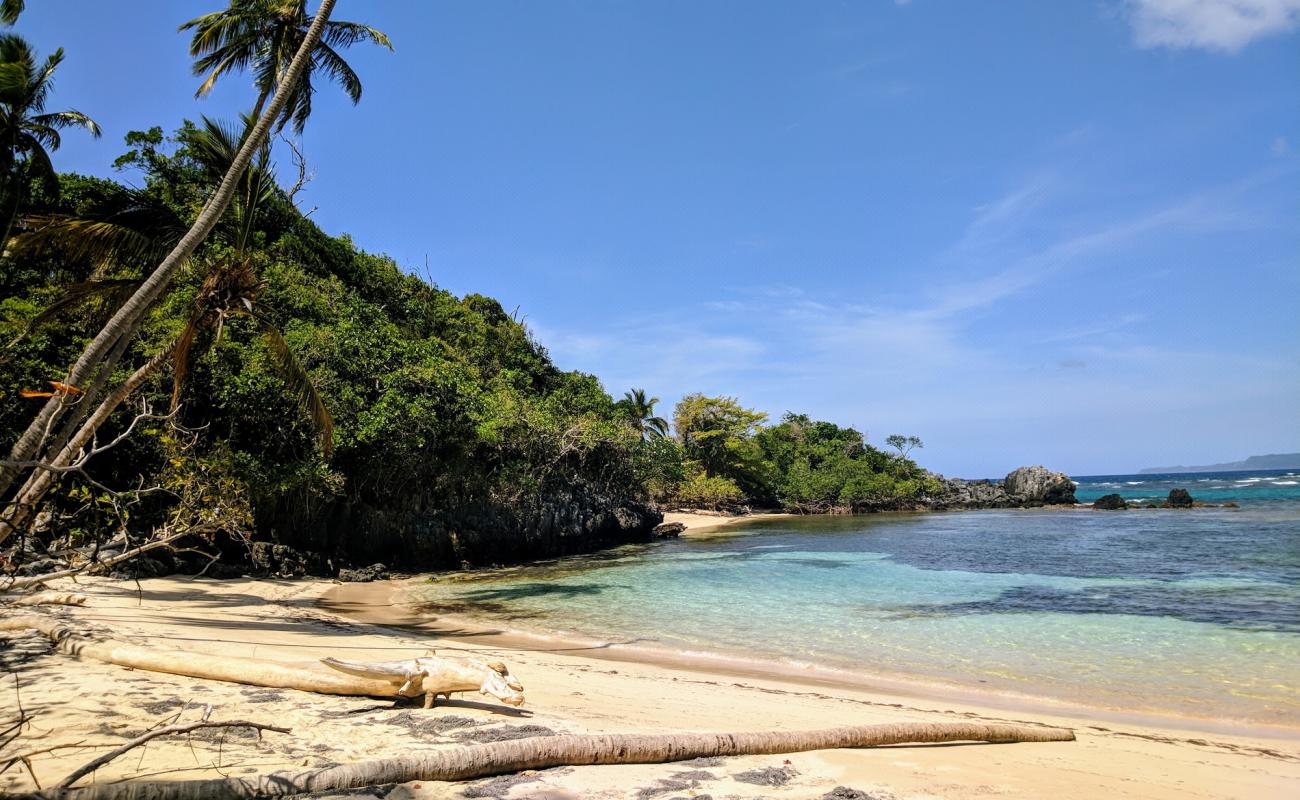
(1126, 0, 1300, 52)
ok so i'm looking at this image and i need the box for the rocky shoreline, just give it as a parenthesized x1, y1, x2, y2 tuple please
(7, 466, 1230, 585)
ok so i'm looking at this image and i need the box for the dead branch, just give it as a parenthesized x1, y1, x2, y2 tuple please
(1, 527, 207, 592)
(279, 135, 316, 216)
(57, 705, 290, 790)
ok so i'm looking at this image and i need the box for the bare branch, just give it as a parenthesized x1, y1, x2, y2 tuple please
(279, 134, 316, 215)
(57, 706, 290, 790)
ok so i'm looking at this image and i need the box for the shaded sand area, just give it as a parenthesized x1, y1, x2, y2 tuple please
(2, 575, 1297, 799)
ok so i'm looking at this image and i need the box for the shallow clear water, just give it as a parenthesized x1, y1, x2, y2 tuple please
(417, 470, 1300, 726)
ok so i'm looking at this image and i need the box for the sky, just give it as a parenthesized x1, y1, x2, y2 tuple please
(15, 0, 1300, 477)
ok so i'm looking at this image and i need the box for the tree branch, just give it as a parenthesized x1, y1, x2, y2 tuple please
(58, 705, 290, 790)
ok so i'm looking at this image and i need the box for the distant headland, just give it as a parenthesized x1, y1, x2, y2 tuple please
(1139, 453, 1300, 474)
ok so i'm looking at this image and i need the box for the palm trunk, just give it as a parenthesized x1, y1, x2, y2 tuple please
(0, 0, 338, 531)
(49, 721, 1072, 800)
(0, 338, 178, 541)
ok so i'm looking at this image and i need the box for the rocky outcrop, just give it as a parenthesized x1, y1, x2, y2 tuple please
(1164, 488, 1194, 508)
(924, 466, 1078, 511)
(1003, 466, 1078, 506)
(651, 521, 686, 539)
(1092, 493, 1127, 510)
(338, 563, 388, 582)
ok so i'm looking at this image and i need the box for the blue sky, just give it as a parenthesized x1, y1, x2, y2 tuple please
(17, 1, 1300, 477)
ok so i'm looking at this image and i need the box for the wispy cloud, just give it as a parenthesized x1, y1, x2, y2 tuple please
(1124, 0, 1300, 52)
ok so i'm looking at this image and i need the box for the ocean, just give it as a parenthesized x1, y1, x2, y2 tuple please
(414, 469, 1300, 728)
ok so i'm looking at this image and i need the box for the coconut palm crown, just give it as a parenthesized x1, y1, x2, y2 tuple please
(181, 0, 391, 133)
(0, 33, 100, 239)
(622, 388, 670, 441)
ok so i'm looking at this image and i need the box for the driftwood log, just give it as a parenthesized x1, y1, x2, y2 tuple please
(0, 591, 87, 607)
(51, 722, 1074, 800)
(3, 615, 1074, 799)
(0, 616, 525, 708)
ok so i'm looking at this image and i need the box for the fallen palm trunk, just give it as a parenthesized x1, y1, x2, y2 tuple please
(55, 722, 1074, 800)
(0, 616, 524, 707)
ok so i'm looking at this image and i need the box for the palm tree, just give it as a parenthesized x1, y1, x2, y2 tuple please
(181, 0, 391, 133)
(0, 0, 340, 537)
(0, 34, 100, 244)
(622, 388, 669, 441)
(0, 115, 332, 539)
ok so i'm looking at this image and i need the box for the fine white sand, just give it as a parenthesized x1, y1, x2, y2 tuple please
(2, 575, 1297, 799)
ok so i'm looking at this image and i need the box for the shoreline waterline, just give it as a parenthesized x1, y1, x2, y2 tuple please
(320, 576, 1300, 741)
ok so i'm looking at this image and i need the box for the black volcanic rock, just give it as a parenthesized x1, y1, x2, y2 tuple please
(1093, 493, 1127, 510)
(1164, 488, 1194, 508)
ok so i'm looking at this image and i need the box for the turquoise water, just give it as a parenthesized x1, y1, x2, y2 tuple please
(416, 470, 1300, 727)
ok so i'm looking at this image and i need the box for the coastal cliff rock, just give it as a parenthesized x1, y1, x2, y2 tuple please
(1003, 466, 1078, 506)
(274, 486, 662, 572)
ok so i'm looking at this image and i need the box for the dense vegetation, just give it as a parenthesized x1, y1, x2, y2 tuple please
(0, 1, 937, 577)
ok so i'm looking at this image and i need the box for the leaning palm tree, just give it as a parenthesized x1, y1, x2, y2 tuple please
(0, 33, 100, 243)
(0, 0, 339, 539)
(0, 115, 330, 539)
(181, 0, 391, 133)
(622, 388, 669, 441)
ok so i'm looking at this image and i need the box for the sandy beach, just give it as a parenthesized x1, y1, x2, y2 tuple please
(2, 573, 1296, 799)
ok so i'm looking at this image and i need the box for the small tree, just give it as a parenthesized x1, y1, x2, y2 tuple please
(885, 434, 923, 458)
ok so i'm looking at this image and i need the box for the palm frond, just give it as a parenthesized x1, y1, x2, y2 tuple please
(23, 141, 58, 196)
(170, 311, 210, 412)
(12, 192, 185, 273)
(313, 43, 362, 104)
(31, 110, 100, 137)
(5, 279, 141, 349)
(258, 318, 334, 455)
(1, 0, 25, 26)
(322, 20, 392, 50)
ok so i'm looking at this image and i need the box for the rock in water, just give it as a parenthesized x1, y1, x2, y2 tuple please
(1165, 488, 1194, 508)
(651, 521, 686, 539)
(1093, 493, 1127, 510)
(1003, 466, 1077, 505)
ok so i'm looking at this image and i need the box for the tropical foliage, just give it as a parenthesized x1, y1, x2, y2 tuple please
(0, 1, 945, 576)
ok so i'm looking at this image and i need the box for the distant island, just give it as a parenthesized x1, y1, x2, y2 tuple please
(1140, 453, 1300, 474)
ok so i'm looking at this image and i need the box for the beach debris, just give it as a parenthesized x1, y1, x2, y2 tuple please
(321, 654, 524, 708)
(451, 724, 554, 743)
(45, 722, 1076, 800)
(822, 788, 892, 800)
(0, 590, 87, 606)
(0, 615, 525, 710)
(55, 704, 289, 791)
(733, 764, 798, 786)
